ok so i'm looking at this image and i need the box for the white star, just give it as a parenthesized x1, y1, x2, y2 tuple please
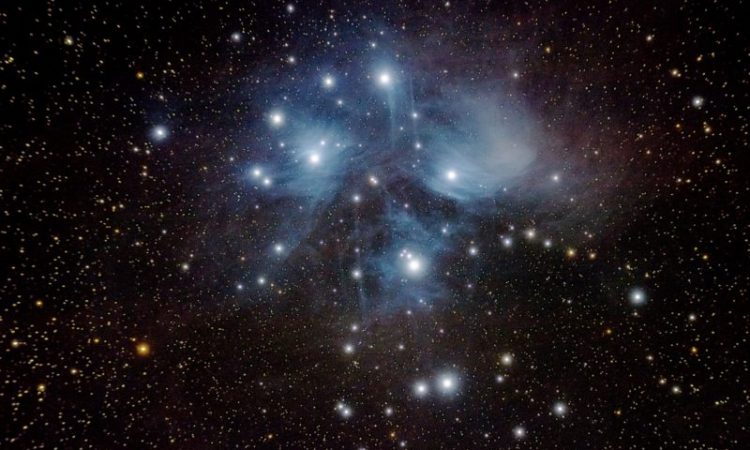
(437, 373, 458, 394)
(413, 381, 429, 397)
(377, 71, 392, 86)
(501, 353, 513, 366)
(151, 125, 168, 141)
(335, 402, 352, 418)
(629, 287, 647, 306)
(552, 401, 568, 417)
(269, 111, 284, 127)
(400, 249, 425, 277)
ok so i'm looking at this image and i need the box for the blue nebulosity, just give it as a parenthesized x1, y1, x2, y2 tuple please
(229, 31, 560, 316)
(367, 210, 448, 313)
(419, 94, 538, 202)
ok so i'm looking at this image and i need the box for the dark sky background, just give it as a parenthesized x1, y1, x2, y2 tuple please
(1, 0, 748, 448)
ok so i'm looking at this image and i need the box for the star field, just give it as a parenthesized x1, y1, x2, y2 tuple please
(1, 0, 749, 448)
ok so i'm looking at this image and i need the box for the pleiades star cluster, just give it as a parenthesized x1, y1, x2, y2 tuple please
(1, 1, 748, 448)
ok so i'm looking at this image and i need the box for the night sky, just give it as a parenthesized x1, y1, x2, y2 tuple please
(1, 0, 749, 448)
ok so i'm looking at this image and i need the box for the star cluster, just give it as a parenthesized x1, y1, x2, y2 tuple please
(1, 0, 748, 449)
